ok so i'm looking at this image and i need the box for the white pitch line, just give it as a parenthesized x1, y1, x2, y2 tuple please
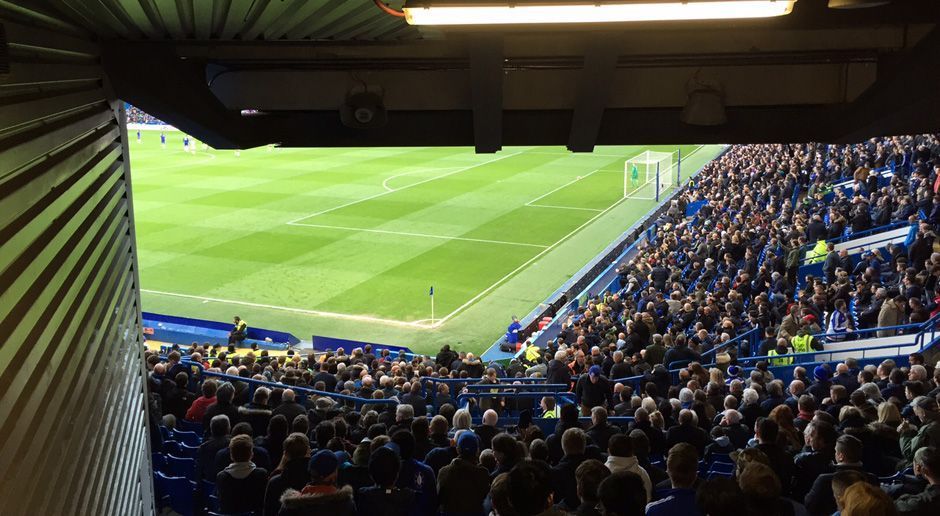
(525, 204, 603, 212)
(524, 167, 605, 206)
(140, 289, 434, 328)
(289, 222, 549, 248)
(381, 167, 465, 192)
(286, 151, 523, 225)
(431, 144, 712, 327)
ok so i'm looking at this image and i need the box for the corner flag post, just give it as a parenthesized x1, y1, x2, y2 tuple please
(677, 147, 682, 185)
(429, 286, 435, 324)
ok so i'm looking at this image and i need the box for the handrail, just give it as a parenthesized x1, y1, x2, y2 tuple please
(183, 363, 399, 409)
(463, 383, 569, 392)
(455, 391, 577, 410)
(701, 327, 761, 358)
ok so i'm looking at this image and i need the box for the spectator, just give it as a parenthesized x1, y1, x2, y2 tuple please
(840, 481, 898, 516)
(474, 409, 500, 450)
(186, 379, 218, 423)
(574, 459, 611, 516)
(356, 445, 414, 516)
(576, 366, 613, 416)
(507, 460, 562, 516)
(587, 407, 622, 450)
(216, 434, 268, 515)
(598, 471, 647, 516)
(665, 410, 708, 456)
(605, 433, 652, 502)
(804, 434, 878, 516)
(895, 446, 940, 515)
(204, 383, 238, 435)
(278, 449, 356, 516)
(273, 389, 307, 426)
(198, 414, 231, 483)
(552, 427, 591, 510)
(390, 430, 437, 516)
(239, 386, 273, 437)
(437, 432, 491, 515)
(899, 396, 940, 467)
(644, 443, 701, 516)
(263, 432, 311, 516)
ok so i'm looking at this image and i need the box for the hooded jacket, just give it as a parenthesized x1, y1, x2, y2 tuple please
(605, 455, 652, 501)
(217, 462, 268, 515)
(264, 457, 310, 516)
(278, 485, 357, 516)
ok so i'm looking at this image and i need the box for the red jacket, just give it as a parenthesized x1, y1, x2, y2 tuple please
(185, 395, 216, 422)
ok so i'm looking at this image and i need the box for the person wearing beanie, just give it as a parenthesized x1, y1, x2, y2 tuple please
(437, 431, 492, 515)
(807, 366, 833, 403)
(356, 445, 415, 516)
(278, 449, 356, 516)
(575, 365, 613, 416)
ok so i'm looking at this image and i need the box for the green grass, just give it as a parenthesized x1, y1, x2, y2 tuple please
(130, 131, 723, 354)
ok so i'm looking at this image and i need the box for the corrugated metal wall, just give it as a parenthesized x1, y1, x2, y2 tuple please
(0, 3, 151, 515)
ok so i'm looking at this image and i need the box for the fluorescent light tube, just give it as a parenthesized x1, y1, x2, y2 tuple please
(403, 1, 797, 25)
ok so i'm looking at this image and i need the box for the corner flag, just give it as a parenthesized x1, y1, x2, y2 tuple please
(429, 286, 434, 296)
(429, 286, 435, 324)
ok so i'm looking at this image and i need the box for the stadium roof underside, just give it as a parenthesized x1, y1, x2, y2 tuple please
(22, 0, 940, 150)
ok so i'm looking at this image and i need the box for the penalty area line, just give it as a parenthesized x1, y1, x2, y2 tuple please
(288, 222, 549, 248)
(139, 289, 435, 329)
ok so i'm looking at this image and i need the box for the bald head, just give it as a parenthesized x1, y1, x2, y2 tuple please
(282, 389, 296, 402)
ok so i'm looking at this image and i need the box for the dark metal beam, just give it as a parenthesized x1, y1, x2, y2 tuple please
(468, 35, 503, 154)
(567, 36, 619, 152)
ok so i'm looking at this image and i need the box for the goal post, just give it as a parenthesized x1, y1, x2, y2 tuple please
(624, 150, 677, 202)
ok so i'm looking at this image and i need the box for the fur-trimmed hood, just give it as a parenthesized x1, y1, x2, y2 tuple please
(279, 485, 354, 509)
(237, 403, 272, 416)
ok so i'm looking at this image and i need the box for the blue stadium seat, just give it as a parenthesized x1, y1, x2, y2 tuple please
(151, 453, 166, 471)
(162, 440, 181, 456)
(177, 419, 203, 434)
(154, 471, 195, 516)
(178, 442, 200, 459)
(159, 425, 171, 441)
(172, 430, 202, 447)
(165, 454, 197, 481)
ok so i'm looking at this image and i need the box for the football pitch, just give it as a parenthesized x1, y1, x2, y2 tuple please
(131, 131, 724, 354)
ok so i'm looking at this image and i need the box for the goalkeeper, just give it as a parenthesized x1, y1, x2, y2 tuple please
(630, 163, 640, 188)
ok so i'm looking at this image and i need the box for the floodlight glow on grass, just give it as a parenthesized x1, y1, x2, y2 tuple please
(402, 1, 797, 25)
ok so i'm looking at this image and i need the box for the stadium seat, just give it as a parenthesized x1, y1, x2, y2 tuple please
(177, 442, 200, 459)
(162, 440, 181, 456)
(159, 425, 171, 441)
(165, 454, 197, 481)
(154, 471, 195, 516)
(171, 430, 202, 447)
(177, 419, 203, 434)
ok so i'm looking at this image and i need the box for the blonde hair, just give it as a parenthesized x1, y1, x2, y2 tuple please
(876, 402, 901, 426)
(453, 408, 472, 430)
(840, 482, 898, 516)
(709, 368, 724, 385)
(649, 411, 664, 430)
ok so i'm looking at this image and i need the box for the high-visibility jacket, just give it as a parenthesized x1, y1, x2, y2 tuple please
(542, 409, 557, 419)
(791, 333, 815, 353)
(768, 349, 794, 366)
(806, 240, 828, 264)
(524, 344, 541, 363)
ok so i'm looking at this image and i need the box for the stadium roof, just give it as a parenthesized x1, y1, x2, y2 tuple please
(22, 0, 940, 150)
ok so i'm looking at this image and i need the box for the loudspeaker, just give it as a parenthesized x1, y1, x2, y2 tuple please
(340, 90, 387, 129)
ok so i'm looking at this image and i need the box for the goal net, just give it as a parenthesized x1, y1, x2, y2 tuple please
(624, 150, 675, 201)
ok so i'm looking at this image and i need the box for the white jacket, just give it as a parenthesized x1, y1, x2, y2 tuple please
(605, 455, 652, 502)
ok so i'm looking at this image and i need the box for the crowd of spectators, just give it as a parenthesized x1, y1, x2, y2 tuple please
(126, 104, 165, 125)
(148, 134, 940, 516)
